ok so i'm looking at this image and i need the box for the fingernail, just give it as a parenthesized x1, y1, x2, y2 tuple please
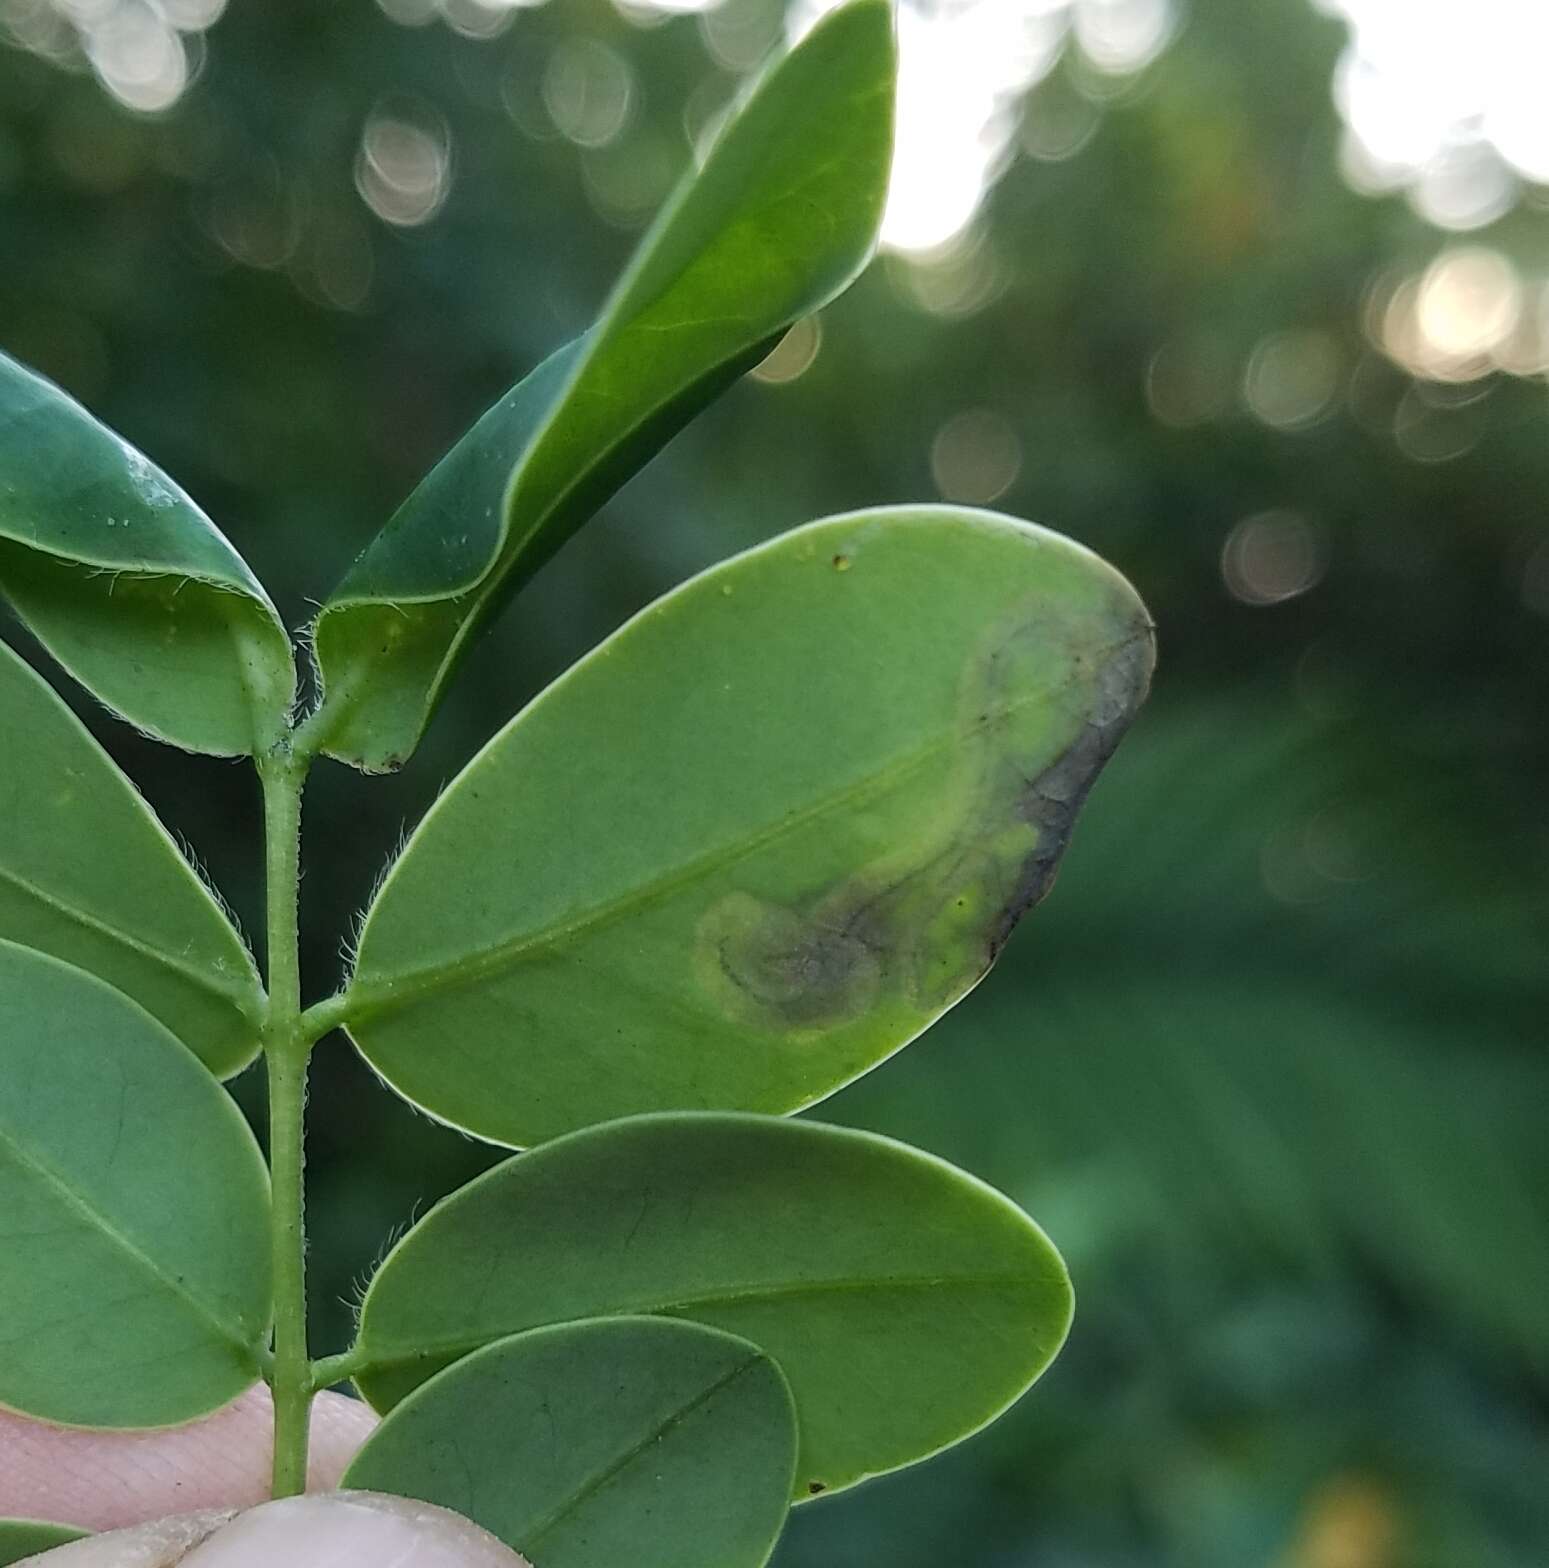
(24, 1494, 528, 1568)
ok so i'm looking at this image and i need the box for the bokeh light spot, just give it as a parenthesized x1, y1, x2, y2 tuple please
(1376, 246, 1536, 383)
(1416, 247, 1520, 362)
(700, 1, 782, 73)
(889, 227, 1007, 319)
(617, 0, 715, 16)
(1243, 330, 1342, 431)
(87, 3, 188, 114)
(1392, 384, 1485, 464)
(442, 0, 518, 40)
(791, 0, 1174, 256)
(469, 0, 1181, 258)
(1020, 72, 1102, 162)
(376, 0, 438, 25)
(1074, 0, 1174, 75)
(1489, 281, 1549, 376)
(4, 0, 217, 112)
(160, 0, 225, 29)
(1325, 0, 1549, 230)
(355, 102, 453, 227)
(750, 316, 823, 386)
(205, 160, 300, 269)
(930, 408, 1024, 505)
(1410, 141, 1517, 232)
(544, 37, 636, 149)
(1221, 511, 1326, 605)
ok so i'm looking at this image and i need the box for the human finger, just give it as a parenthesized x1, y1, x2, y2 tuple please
(0, 1389, 378, 1533)
(22, 1493, 528, 1567)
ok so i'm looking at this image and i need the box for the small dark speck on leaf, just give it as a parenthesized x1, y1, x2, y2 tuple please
(832, 554, 851, 571)
(808, 1481, 827, 1495)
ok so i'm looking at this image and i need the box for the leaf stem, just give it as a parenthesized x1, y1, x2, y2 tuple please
(309, 1346, 369, 1392)
(299, 990, 352, 1045)
(259, 744, 313, 1499)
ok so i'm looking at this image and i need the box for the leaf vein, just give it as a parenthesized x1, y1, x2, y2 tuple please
(0, 1134, 261, 1363)
(520, 1352, 768, 1551)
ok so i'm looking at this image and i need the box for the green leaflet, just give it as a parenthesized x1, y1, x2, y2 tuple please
(0, 351, 293, 757)
(309, 0, 897, 771)
(352, 1113, 1073, 1499)
(345, 1318, 797, 1568)
(0, 638, 262, 1076)
(344, 507, 1154, 1148)
(0, 942, 271, 1428)
(0, 1521, 87, 1563)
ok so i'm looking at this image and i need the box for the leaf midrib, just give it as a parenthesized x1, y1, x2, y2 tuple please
(0, 1128, 260, 1361)
(349, 640, 1142, 1023)
(519, 1351, 770, 1553)
(0, 509, 250, 588)
(321, 35, 889, 626)
(364, 1270, 1053, 1375)
(0, 857, 257, 1019)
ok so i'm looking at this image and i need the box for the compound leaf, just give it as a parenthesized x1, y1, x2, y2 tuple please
(346, 1317, 796, 1568)
(0, 350, 294, 757)
(345, 507, 1153, 1147)
(353, 1113, 1072, 1500)
(0, 1521, 87, 1563)
(0, 943, 271, 1428)
(0, 638, 262, 1076)
(310, 0, 897, 771)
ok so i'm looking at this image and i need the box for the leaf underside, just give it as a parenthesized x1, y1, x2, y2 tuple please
(0, 942, 271, 1428)
(347, 506, 1154, 1148)
(0, 1520, 88, 1564)
(346, 1317, 797, 1568)
(354, 1112, 1073, 1499)
(0, 351, 293, 757)
(310, 0, 897, 771)
(0, 637, 262, 1076)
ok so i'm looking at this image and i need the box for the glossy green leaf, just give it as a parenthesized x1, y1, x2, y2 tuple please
(0, 638, 262, 1076)
(345, 506, 1153, 1147)
(0, 350, 294, 757)
(353, 1112, 1072, 1498)
(0, 1521, 87, 1563)
(0, 942, 271, 1427)
(310, 0, 897, 771)
(346, 1317, 796, 1568)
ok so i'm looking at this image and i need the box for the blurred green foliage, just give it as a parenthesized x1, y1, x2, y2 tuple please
(2, 0, 1545, 1563)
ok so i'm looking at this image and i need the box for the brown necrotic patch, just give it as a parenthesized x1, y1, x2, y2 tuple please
(696, 595, 1154, 1034)
(697, 883, 894, 1028)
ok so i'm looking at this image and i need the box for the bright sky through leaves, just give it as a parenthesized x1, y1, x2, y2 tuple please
(787, 0, 1174, 253)
(1322, 0, 1549, 229)
(11, 0, 1544, 254)
(7, 0, 1546, 380)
